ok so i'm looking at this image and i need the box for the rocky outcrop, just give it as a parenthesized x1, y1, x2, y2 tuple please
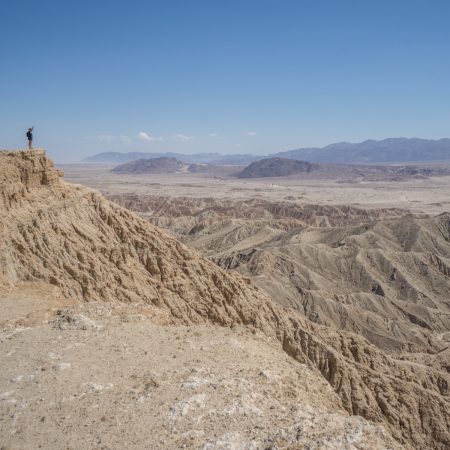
(1, 151, 449, 449)
(0, 149, 62, 210)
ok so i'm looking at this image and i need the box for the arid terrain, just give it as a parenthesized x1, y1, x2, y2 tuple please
(1, 286, 402, 450)
(0, 151, 449, 449)
(105, 194, 450, 355)
(62, 162, 450, 215)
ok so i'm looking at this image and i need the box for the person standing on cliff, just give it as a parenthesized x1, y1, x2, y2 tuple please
(26, 127, 34, 149)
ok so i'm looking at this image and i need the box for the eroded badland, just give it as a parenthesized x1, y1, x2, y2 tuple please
(1, 150, 449, 449)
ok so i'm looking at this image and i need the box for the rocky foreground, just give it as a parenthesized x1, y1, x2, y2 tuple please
(1, 150, 449, 449)
(0, 287, 402, 450)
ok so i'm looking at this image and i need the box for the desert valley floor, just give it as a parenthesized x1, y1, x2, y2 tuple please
(62, 163, 450, 215)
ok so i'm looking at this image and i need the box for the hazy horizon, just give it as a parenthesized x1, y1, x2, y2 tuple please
(2, 1, 450, 163)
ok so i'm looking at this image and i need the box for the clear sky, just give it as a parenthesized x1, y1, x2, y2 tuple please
(1, 0, 449, 162)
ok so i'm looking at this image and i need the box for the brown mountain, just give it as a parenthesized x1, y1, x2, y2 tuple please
(236, 157, 320, 178)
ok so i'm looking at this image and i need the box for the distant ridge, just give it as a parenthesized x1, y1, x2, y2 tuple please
(275, 137, 450, 163)
(83, 138, 450, 165)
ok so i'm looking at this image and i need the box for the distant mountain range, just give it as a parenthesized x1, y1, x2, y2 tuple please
(84, 138, 450, 165)
(84, 151, 260, 165)
(274, 138, 450, 163)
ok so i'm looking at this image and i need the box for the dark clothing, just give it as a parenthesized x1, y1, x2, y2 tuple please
(27, 131, 33, 140)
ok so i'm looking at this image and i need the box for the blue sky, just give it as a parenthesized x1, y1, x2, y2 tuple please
(1, 0, 449, 162)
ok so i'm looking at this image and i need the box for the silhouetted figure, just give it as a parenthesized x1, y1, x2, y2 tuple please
(26, 127, 34, 149)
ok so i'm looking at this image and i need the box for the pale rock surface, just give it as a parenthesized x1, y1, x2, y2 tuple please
(0, 290, 403, 450)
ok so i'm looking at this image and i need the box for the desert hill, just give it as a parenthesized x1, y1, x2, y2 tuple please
(112, 156, 185, 174)
(111, 157, 235, 177)
(236, 157, 319, 178)
(1, 150, 450, 449)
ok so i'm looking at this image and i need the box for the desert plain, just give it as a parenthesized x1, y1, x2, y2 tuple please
(62, 162, 450, 215)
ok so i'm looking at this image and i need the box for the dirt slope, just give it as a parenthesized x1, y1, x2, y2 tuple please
(1, 150, 450, 449)
(0, 285, 403, 450)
